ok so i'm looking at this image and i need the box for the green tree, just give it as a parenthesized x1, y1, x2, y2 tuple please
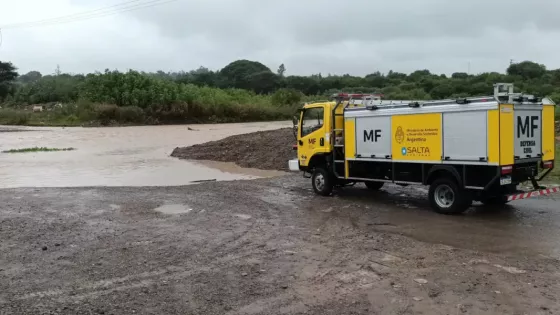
(284, 76, 321, 95)
(246, 71, 281, 94)
(18, 71, 43, 83)
(277, 63, 286, 77)
(220, 59, 273, 90)
(507, 61, 546, 79)
(0, 61, 19, 100)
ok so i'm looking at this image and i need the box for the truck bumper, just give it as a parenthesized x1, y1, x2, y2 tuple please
(506, 186, 560, 202)
(288, 159, 299, 171)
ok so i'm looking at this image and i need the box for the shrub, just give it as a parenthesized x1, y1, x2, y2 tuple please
(117, 106, 145, 123)
(94, 104, 119, 125)
(0, 109, 30, 125)
(272, 88, 303, 106)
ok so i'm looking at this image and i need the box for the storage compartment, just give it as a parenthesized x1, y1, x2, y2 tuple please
(513, 107, 542, 160)
(354, 116, 392, 159)
(443, 111, 487, 161)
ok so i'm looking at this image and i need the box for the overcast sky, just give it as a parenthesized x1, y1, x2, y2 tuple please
(0, 0, 558, 77)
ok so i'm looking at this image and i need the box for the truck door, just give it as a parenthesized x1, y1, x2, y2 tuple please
(299, 106, 327, 167)
(514, 106, 542, 160)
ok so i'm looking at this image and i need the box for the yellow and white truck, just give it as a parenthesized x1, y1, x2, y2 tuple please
(288, 83, 558, 214)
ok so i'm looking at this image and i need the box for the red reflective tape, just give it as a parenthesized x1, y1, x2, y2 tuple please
(506, 186, 560, 202)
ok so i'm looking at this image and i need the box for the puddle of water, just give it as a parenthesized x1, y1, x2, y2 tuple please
(194, 160, 287, 178)
(233, 214, 252, 220)
(0, 121, 290, 188)
(154, 204, 193, 215)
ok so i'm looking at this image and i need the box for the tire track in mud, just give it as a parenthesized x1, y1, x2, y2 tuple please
(14, 266, 204, 303)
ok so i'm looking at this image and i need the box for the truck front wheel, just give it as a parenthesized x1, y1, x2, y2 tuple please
(428, 178, 472, 214)
(312, 167, 334, 196)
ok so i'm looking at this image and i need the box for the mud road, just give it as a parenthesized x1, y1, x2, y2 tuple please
(2, 175, 560, 315)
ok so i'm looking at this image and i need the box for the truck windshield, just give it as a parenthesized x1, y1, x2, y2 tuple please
(301, 107, 324, 137)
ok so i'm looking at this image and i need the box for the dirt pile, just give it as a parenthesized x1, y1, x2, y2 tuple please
(171, 128, 297, 171)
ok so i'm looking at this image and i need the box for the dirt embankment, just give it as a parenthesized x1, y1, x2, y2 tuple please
(171, 128, 297, 171)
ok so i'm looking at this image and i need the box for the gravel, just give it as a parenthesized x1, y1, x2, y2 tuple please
(170, 128, 297, 171)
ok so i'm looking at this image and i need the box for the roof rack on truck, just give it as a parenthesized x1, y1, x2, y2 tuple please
(332, 83, 549, 113)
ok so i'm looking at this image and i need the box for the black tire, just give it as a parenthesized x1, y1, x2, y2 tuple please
(365, 181, 384, 191)
(312, 167, 334, 196)
(428, 177, 472, 215)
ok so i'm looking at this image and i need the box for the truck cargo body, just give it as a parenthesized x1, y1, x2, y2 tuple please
(338, 99, 555, 190)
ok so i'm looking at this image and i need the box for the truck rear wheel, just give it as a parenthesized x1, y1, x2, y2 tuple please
(428, 178, 472, 215)
(365, 181, 384, 191)
(312, 167, 333, 196)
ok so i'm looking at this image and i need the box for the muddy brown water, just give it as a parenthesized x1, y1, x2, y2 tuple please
(0, 122, 289, 188)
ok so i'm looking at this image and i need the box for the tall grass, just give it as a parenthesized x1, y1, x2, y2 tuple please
(0, 109, 30, 125)
(551, 146, 560, 182)
(1, 87, 306, 127)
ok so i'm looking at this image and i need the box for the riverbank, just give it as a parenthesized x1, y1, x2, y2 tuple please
(0, 102, 299, 127)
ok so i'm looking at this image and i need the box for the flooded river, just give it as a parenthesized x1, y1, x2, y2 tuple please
(0, 122, 289, 188)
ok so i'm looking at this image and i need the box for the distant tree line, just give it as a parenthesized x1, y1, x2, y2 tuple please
(0, 59, 558, 125)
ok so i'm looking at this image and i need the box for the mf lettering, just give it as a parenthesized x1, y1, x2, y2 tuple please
(517, 115, 539, 154)
(364, 129, 382, 142)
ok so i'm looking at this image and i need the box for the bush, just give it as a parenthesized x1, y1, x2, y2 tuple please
(272, 88, 303, 106)
(94, 104, 119, 125)
(0, 109, 30, 125)
(117, 106, 145, 123)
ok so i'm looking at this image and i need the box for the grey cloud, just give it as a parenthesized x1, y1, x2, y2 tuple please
(130, 0, 560, 45)
(3, 0, 560, 75)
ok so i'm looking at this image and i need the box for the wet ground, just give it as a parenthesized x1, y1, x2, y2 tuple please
(2, 123, 560, 314)
(1, 176, 560, 314)
(0, 122, 289, 188)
